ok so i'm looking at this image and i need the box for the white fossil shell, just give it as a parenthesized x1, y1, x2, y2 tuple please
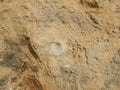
(50, 42, 64, 56)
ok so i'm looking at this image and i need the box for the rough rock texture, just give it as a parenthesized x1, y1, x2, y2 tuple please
(0, 0, 120, 90)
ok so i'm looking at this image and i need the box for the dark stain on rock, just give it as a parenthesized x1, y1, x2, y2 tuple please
(11, 77, 17, 83)
(31, 66, 39, 72)
(0, 0, 3, 2)
(0, 53, 22, 72)
(2, 53, 18, 67)
(12, 65, 20, 71)
(0, 77, 8, 86)
(4, 39, 15, 46)
(11, 44, 21, 52)
(26, 76, 43, 90)
(118, 49, 120, 56)
(4, 39, 21, 52)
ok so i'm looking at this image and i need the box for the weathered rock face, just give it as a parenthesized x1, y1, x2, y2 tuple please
(0, 0, 120, 90)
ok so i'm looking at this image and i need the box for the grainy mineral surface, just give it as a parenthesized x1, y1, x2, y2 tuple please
(0, 0, 120, 90)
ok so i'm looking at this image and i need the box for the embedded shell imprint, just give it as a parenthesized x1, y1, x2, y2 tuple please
(50, 42, 64, 56)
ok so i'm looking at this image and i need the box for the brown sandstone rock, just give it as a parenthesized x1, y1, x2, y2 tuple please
(0, 0, 120, 90)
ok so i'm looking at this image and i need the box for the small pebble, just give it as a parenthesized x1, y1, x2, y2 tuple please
(90, 14, 101, 25)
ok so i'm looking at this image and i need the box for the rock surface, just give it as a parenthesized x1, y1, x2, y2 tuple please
(0, 0, 120, 90)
